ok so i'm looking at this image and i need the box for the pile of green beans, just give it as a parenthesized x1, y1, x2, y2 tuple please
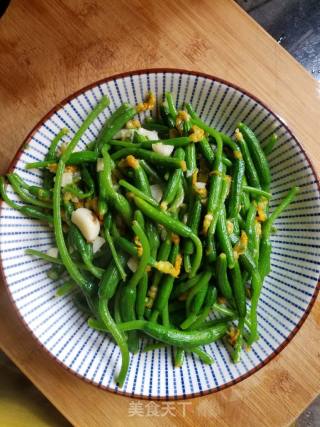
(0, 91, 298, 386)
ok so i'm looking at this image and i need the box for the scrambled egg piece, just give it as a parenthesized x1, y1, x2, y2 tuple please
(175, 110, 190, 129)
(126, 155, 139, 169)
(155, 253, 182, 278)
(136, 91, 156, 112)
(233, 149, 243, 160)
(233, 230, 248, 259)
(234, 128, 244, 143)
(227, 327, 240, 346)
(171, 234, 180, 245)
(192, 169, 198, 186)
(65, 165, 78, 173)
(180, 160, 187, 172)
(85, 197, 98, 213)
(126, 119, 141, 129)
(189, 125, 204, 143)
(257, 198, 268, 222)
(48, 163, 58, 173)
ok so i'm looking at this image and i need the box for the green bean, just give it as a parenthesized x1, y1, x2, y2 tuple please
(116, 320, 229, 348)
(139, 160, 162, 184)
(151, 242, 180, 321)
(136, 272, 148, 320)
(98, 298, 129, 387)
(232, 318, 244, 363)
(170, 273, 202, 299)
(247, 270, 262, 345)
(28, 186, 52, 202)
(207, 174, 231, 262)
(143, 342, 166, 352)
(204, 133, 224, 254)
(168, 184, 185, 213)
(7, 173, 53, 209)
(245, 202, 257, 253)
(68, 224, 102, 279)
(192, 347, 214, 365)
(165, 92, 177, 119)
(185, 271, 211, 316)
(240, 176, 251, 216)
(0, 177, 53, 223)
(174, 348, 185, 367)
(112, 147, 186, 170)
(159, 104, 175, 128)
(146, 237, 172, 310)
(53, 96, 110, 301)
(180, 280, 215, 330)
(227, 145, 245, 221)
(243, 185, 272, 199)
(121, 220, 150, 353)
(196, 317, 236, 330)
(47, 128, 69, 161)
(56, 280, 76, 297)
(25, 248, 105, 275)
(63, 166, 95, 200)
(133, 196, 202, 277)
(143, 117, 169, 132)
(238, 123, 271, 190)
(259, 186, 299, 279)
(95, 104, 136, 152)
(263, 133, 278, 156)
(230, 260, 246, 318)
(161, 148, 185, 208)
(101, 145, 132, 223)
(103, 215, 127, 281)
(216, 253, 233, 300)
(128, 220, 150, 289)
(235, 129, 261, 189)
(131, 158, 152, 196)
(26, 151, 99, 169)
(189, 116, 221, 142)
(216, 206, 235, 269)
(43, 128, 69, 189)
(183, 196, 202, 258)
(114, 282, 123, 324)
(198, 137, 215, 165)
(119, 179, 158, 207)
(139, 137, 191, 148)
(185, 143, 196, 175)
(162, 304, 170, 328)
(175, 345, 214, 366)
(47, 263, 65, 280)
(187, 287, 218, 330)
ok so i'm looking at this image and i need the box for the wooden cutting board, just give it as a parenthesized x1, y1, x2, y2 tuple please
(0, 1, 319, 426)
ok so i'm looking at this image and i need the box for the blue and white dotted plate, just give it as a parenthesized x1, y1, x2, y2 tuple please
(1, 70, 319, 399)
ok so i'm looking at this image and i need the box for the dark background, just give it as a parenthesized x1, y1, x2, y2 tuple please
(237, 0, 320, 81)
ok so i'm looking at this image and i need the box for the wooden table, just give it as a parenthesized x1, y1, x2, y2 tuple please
(0, 1, 319, 425)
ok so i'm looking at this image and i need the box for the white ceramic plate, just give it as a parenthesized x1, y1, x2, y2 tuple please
(1, 70, 319, 399)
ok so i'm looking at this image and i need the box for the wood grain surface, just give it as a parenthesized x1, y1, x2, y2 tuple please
(0, 1, 319, 426)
